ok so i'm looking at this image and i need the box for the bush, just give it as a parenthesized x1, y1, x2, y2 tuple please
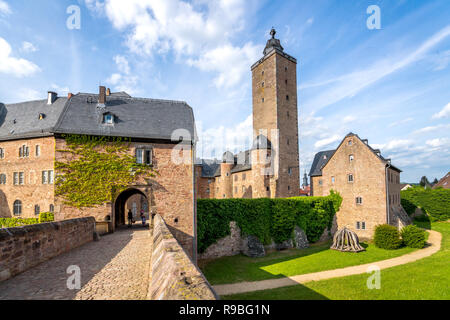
(374, 224, 403, 250)
(401, 187, 450, 221)
(39, 212, 54, 223)
(401, 225, 426, 249)
(197, 192, 342, 253)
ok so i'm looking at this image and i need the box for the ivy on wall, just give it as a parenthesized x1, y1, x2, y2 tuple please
(55, 134, 155, 208)
(197, 191, 342, 253)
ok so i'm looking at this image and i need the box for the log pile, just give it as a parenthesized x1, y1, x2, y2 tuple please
(330, 227, 365, 252)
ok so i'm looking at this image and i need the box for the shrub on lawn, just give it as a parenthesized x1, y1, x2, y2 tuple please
(401, 225, 426, 249)
(38, 212, 54, 223)
(197, 192, 342, 253)
(374, 224, 402, 250)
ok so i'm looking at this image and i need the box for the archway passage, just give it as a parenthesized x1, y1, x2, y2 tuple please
(114, 188, 150, 228)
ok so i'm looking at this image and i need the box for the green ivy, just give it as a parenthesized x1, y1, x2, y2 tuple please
(401, 187, 450, 221)
(197, 192, 342, 253)
(0, 218, 39, 228)
(39, 212, 55, 223)
(55, 134, 156, 208)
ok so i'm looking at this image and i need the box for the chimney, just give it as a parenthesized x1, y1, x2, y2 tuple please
(68, 92, 73, 99)
(47, 91, 57, 105)
(98, 86, 106, 105)
(106, 88, 111, 96)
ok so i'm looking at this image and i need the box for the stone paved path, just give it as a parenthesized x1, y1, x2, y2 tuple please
(214, 230, 442, 296)
(0, 226, 152, 300)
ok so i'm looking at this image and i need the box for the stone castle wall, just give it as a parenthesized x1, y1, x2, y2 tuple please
(149, 214, 217, 300)
(0, 136, 56, 218)
(0, 217, 95, 282)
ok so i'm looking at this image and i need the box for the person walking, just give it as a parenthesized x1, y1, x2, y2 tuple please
(140, 210, 146, 227)
(127, 209, 133, 228)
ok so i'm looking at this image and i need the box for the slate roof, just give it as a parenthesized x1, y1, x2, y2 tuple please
(0, 91, 196, 143)
(309, 133, 402, 177)
(198, 150, 252, 178)
(309, 150, 335, 177)
(0, 98, 67, 141)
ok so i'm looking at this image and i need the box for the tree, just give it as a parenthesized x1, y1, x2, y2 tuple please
(432, 178, 439, 186)
(419, 176, 431, 188)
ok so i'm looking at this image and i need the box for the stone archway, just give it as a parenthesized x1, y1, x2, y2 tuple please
(113, 187, 150, 230)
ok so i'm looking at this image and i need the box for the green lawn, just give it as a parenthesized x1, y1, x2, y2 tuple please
(224, 221, 450, 300)
(200, 238, 417, 285)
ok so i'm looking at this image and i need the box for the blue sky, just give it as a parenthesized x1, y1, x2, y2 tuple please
(0, 0, 449, 183)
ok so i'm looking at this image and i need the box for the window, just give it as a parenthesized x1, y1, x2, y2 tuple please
(262, 71, 264, 76)
(0, 148, 4, 159)
(288, 186, 291, 191)
(285, 67, 288, 71)
(362, 222, 366, 230)
(356, 197, 363, 205)
(288, 168, 293, 175)
(208, 179, 212, 184)
(266, 186, 270, 191)
(19, 145, 29, 158)
(323, 155, 327, 160)
(242, 173, 246, 181)
(319, 179, 323, 186)
(285, 79, 288, 85)
(234, 187, 238, 194)
(261, 82, 264, 87)
(104, 114, 114, 124)
(349, 155, 354, 162)
(356, 221, 360, 230)
(287, 139, 290, 145)
(348, 174, 354, 183)
(0, 174, 5, 185)
(34, 205, 40, 215)
(287, 111, 290, 118)
(331, 176, 335, 184)
(348, 140, 353, 146)
(35, 145, 41, 157)
(206, 188, 210, 194)
(261, 98, 265, 103)
(49, 204, 54, 213)
(13, 200, 22, 216)
(223, 194, 226, 198)
(14, 172, 24, 185)
(234, 175, 238, 182)
(136, 148, 153, 165)
(286, 95, 289, 101)
(242, 186, 246, 193)
(42, 171, 54, 185)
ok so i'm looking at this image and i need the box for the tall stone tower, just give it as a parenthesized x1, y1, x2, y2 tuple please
(251, 28, 300, 198)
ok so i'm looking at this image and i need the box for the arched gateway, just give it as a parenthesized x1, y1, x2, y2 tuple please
(113, 187, 151, 230)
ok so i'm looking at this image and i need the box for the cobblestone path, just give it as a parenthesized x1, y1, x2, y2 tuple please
(0, 226, 152, 300)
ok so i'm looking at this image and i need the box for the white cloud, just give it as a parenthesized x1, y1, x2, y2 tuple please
(88, 0, 260, 90)
(0, 37, 40, 77)
(197, 114, 253, 159)
(314, 135, 341, 149)
(343, 115, 356, 124)
(21, 41, 38, 53)
(426, 138, 450, 148)
(106, 55, 138, 94)
(432, 102, 450, 119)
(302, 25, 450, 113)
(0, 0, 11, 15)
(16, 88, 41, 101)
(372, 139, 414, 152)
(50, 84, 70, 95)
(413, 123, 450, 134)
(389, 117, 413, 128)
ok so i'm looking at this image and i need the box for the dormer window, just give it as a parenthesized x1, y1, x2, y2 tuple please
(103, 114, 114, 124)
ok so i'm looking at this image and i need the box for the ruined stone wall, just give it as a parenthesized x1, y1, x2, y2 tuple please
(0, 217, 95, 282)
(198, 221, 242, 260)
(149, 214, 217, 300)
(0, 136, 56, 218)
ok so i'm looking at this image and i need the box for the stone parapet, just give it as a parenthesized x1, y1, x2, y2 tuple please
(0, 217, 95, 282)
(149, 214, 217, 300)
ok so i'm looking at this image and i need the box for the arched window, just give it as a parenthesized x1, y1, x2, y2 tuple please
(34, 205, 40, 215)
(13, 200, 22, 216)
(49, 204, 54, 212)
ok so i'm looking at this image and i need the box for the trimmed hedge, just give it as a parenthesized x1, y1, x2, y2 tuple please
(0, 218, 39, 228)
(401, 187, 450, 221)
(39, 212, 55, 223)
(374, 224, 402, 250)
(401, 225, 426, 249)
(197, 192, 342, 253)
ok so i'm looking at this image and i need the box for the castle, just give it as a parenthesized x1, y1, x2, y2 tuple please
(196, 29, 300, 199)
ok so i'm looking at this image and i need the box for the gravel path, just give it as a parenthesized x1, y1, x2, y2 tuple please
(214, 230, 442, 296)
(0, 226, 152, 300)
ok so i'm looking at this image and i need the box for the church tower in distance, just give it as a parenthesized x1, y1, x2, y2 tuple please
(251, 28, 300, 198)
